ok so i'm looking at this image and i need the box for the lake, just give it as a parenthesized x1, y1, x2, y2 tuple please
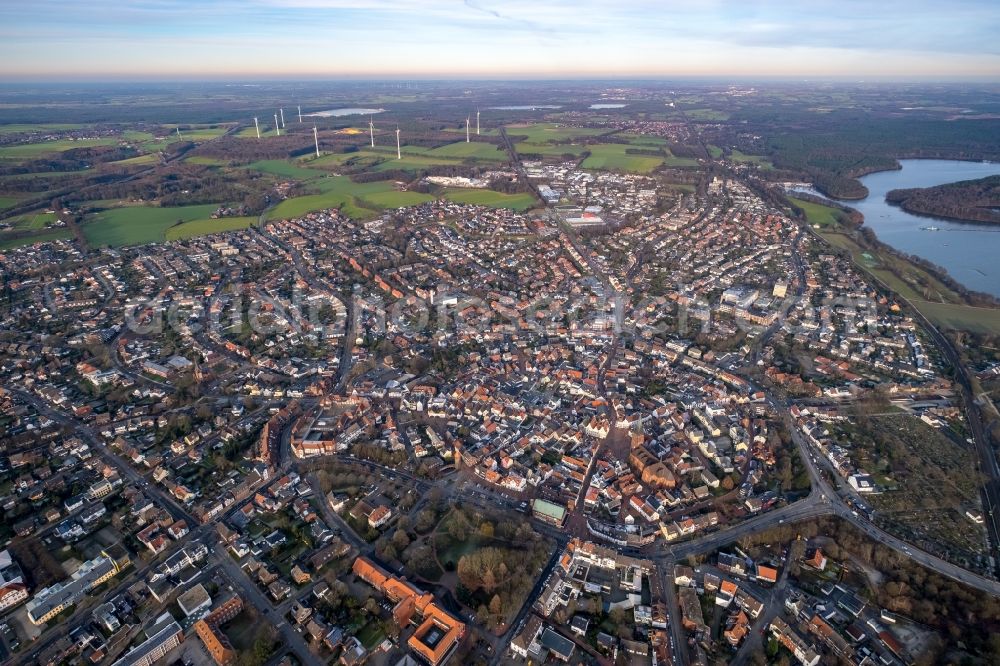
(305, 107, 385, 117)
(796, 159, 1000, 298)
(590, 103, 627, 109)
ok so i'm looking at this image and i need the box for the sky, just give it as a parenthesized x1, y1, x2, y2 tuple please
(1, 0, 998, 80)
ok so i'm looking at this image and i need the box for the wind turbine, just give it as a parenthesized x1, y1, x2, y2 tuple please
(476, 107, 480, 135)
(176, 127, 182, 139)
(279, 108, 286, 128)
(465, 115, 470, 143)
(253, 117, 261, 139)
(313, 126, 320, 158)
(369, 117, 375, 148)
(395, 126, 401, 160)
(298, 105, 302, 123)
(274, 114, 280, 136)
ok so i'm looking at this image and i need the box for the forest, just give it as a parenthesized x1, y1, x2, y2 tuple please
(886, 175, 1000, 225)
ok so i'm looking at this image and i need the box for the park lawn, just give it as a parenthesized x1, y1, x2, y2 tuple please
(0, 123, 86, 134)
(505, 123, 606, 143)
(83, 204, 220, 247)
(0, 138, 120, 160)
(515, 142, 588, 157)
(440, 188, 537, 211)
(790, 197, 842, 227)
(730, 150, 774, 169)
(164, 216, 257, 241)
(0, 228, 73, 250)
(245, 159, 328, 180)
(581, 143, 663, 173)
(426, 141, 507, 160)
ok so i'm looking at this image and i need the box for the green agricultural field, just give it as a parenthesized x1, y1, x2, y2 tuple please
(111, 154, 159, 166)
(267, 175, 405, 220)
(426, 141, 507, 160)
(618, 133, 669, 146)
(244, 159, 328, 180)
(505, 123, 606, 143)
(360, 190, 434, 209)
(0, 228, 73, 250)
(789, 197, 842, 227)
(0, 138, 120, 160)
(369, 152, 471, 172)
(0, 196, 19, 211)
(662, 154, 700, 167)
(514, 142, 588, 158)
(185, 156, 228, 166)
(84, 204, 220, 247)
(581, 144, 663, 173)
(164, 216, 256, 241)
(439, 188, 537, 211)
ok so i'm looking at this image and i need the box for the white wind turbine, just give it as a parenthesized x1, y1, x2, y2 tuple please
(313, 126, 320, 157)
(279, 108, 286, 128)
(298, 105, 302, 123)
(369, 117, 375, 148)
(465, 115, 470, 143)
(476, 107, 480, 135)
(253, 117, 261, 139)
(396, 126, 401, 160)
(274, 114, 280, 136)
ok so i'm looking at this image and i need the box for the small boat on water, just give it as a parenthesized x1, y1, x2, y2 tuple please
(921, 226, 941, 231)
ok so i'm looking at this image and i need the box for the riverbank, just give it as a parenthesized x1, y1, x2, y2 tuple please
(780, 185, 1000, 332)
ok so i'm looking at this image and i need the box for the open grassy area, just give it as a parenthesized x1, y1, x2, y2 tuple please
(514, 142, 589, 158)
(83, 204, 220, 247)
(164, 216, 257, 241)
(0, 138, 120, 160)
(505, 123, 606, 143)
(426, 141, 507, 160)
(267, 175, 431, 220)
(618, 133, 669, 146)
(439, 188, 537, 211)
(707, 145, 724, 158)
(244, 159, 328, 180)
(729, 149, 773, 168)
(0, 228, 73, 250)
(185, 156, 228, 166)
(909, 301, 1000, 334)
(0, 196, 19, 211)
(110, 154, 159, 166)
(2, 210, 59, 230)
(581, 143, 664, 173)
(790, 196, 842, 227)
